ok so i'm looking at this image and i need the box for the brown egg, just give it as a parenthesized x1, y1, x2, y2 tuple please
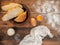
(30, 18, 37, 26)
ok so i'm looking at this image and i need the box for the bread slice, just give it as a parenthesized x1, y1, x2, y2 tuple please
(1, 3, 22, 11)
(14, 11, 27, 22)
(2, 7, 24, 21)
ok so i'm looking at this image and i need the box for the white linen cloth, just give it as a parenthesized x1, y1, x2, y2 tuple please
(19, 25, 53, 45)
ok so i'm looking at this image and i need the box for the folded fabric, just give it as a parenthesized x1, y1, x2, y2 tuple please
(19, 25, 53, 45)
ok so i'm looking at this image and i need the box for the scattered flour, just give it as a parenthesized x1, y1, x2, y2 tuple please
(32, 0, 42, 13)
(44, 1, 60, 30)
(32, 0, 60, 31)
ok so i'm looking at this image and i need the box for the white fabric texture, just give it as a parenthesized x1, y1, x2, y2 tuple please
(19, 25, 53, 45)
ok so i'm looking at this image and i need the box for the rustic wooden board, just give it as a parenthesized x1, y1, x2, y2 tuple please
(0, 0, 60, 45)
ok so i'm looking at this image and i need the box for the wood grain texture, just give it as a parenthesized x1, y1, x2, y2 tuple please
(0, 0, 60, 45)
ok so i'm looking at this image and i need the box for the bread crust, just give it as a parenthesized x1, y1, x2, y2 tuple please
(14, 11, 27, 22)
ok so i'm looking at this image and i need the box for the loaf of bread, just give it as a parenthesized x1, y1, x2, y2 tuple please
(1, 3, 22, 11)
(14, 11, 27, 22)
(2, 7, 24, 21)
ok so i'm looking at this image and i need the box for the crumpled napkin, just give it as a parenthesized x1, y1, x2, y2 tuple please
(19, 25, 53, 45)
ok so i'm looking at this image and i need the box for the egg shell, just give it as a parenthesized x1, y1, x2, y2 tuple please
(30, 18, 37, 26)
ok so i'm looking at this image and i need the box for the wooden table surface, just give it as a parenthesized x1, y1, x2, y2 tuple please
(0, 0, 60, 45)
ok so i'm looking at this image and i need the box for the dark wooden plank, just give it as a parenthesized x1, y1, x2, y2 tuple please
(0, 0, 60, 45)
